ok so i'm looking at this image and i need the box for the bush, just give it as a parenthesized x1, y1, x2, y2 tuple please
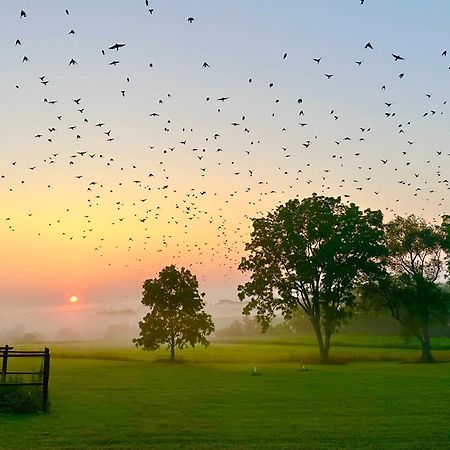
(0, 375, 21, 404)
(0, 375, 43, 413)
(6, 388, 42, 413)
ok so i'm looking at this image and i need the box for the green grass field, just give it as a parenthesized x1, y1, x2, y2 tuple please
(1, 337, 450, 449)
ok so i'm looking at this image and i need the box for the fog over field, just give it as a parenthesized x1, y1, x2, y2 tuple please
(0, 298, 247, 342)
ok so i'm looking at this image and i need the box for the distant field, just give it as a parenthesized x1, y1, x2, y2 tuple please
(36, 334, 450, 364)
(1, 337, 450, 449)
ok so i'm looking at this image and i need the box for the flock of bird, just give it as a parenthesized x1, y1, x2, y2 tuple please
(1, 2, 449, 289)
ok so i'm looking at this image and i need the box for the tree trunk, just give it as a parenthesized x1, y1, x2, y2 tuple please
(324, 326, 332, 361)
(420, 323, 433, 363)
(170, 336, 176, 362)
(311, 319, 329, 363)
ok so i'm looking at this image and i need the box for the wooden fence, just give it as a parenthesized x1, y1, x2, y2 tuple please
(0, 345, 50, 411)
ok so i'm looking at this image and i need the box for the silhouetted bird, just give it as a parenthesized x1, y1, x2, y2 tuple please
(392, 53, 405, 61)
(109, 43, 126, 51)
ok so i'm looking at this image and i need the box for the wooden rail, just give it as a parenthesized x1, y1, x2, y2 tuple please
(0, 345, 50, 411)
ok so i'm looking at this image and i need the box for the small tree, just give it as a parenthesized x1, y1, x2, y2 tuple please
(238, 194, 386, 362)
(133, 265, 214, 361)
(361, 215, 450, 362)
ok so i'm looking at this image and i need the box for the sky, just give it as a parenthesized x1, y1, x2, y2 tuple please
(0, 1, 449, 338)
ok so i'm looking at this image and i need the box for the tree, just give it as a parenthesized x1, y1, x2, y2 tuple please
(133, 265, 214, 361)
(442, 215, 450, 270)
(238, 194, 386, 362)
(360, 215, 450, 362)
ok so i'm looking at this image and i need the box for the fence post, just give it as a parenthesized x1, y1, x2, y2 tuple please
(42, 347, 50, 411)
(1, 345, 9, 383)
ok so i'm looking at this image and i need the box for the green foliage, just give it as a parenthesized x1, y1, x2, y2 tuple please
(134, 265, 215, 360)
(361, 214, 450, 362)
(0, 375, 21, 404)
(238, 194, 386, 361)
(385, 215, 446, 282)
(6, 388, 42, 413)
(442, 214, 450, 272)
(0, 375, 42, 413)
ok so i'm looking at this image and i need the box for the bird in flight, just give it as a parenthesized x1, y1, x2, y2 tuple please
(109, 43, 126, 51)
(392, 53, 405, 61)
(187, 17, 194, 23)
(69, 58, 77, 65)
(365, 42, 373, 49)
(20, 10, 27, 18)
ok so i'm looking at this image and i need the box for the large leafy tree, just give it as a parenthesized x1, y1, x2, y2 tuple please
(133, 265, 214, 361)
(361, 215, 450, 362)
(238, 194, 386, 362)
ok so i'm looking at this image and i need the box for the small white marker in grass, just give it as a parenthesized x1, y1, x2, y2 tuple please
(251, 365, 261, 376)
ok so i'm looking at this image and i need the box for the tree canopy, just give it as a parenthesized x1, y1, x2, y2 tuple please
(238, 194, 386, 362)
(133, 265, 214, 361)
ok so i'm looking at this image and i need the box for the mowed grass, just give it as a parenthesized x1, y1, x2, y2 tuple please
(1, 339, 450, 449)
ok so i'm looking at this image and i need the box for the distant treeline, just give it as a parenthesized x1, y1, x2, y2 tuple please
(215, 310, 450, 340)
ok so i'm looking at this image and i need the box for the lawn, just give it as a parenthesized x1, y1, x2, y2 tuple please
(1, 339, 449, 449)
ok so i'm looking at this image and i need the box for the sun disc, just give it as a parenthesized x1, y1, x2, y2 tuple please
(69, 295, 78, 303)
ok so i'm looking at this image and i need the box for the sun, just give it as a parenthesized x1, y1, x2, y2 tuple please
(69, 295, 78, 303)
